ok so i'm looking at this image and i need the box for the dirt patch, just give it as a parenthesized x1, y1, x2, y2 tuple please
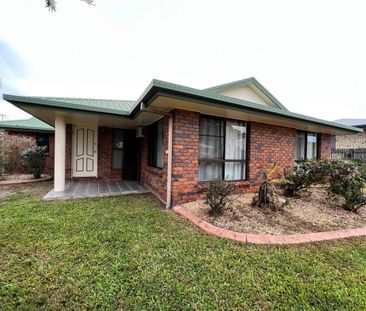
(183, 188, 366, 235)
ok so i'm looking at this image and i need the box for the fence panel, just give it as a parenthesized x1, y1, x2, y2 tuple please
(331, 148, 366, 162)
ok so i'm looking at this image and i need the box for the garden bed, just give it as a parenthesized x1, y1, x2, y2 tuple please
(0, 174, 52, 185)
(183, 187, 366, 235)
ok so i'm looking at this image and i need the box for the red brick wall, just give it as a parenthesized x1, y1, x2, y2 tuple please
(167, 112, 332, 205)
(140, 117, 169, 201)
(171, 110, 200, 205)
(247, 122, 296, 184)
(320, 134, 332, 158)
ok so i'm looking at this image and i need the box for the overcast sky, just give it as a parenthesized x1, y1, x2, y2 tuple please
(0, 0, 366, 121)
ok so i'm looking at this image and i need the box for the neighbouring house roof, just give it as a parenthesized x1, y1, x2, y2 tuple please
(3, 78, 363, 135)
(334, 119, 366, 128)
(0, 117, 54, 132)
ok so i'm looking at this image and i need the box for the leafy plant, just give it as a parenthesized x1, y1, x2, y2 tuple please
(252, 162, 282, 210)
(205, 179, 235, 215)
(283, 159, 366, 212)
(327, 160, 366, 212)
(21, 146, 47, 179)
(283, 160, 329, 197)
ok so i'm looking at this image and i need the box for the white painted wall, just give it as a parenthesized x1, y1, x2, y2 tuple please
(217, 85, 274, 107)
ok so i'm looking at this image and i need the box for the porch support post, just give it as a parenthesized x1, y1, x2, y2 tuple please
(54, 114, 66, 192)
(166, 114, 173, 208)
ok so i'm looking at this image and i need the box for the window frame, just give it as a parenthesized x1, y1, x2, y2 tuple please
(296, 130, 320, 160)
(147, 119, 164, 169)
(36, 133, 49, 153)
(199, 115, 248, 182)
(112, 128, 124, 170)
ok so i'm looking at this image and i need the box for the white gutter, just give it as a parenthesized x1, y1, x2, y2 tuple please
(166, 113, 173, 208)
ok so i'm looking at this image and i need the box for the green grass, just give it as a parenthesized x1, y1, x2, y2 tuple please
(0, 183, 366, 310)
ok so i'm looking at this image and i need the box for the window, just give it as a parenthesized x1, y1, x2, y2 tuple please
(36, 134, 49, 153)
(199, 116, 246, 181)
(112, 129, 124, 169)
(148, 119, 164, 168)
(296, 131, 319, 160)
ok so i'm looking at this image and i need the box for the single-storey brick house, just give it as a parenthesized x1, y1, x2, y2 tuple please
(3, 77, 361, 206)
(0, 117, 55, 174)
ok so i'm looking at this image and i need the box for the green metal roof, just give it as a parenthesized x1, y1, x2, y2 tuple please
(0, 117, 54, 132)
(3, 95, 136, 116)
(3, 77, 363, 134)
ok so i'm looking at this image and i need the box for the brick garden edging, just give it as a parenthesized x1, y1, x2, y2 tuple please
(0, 175, 52, 186)
(173, 205, 366, 245)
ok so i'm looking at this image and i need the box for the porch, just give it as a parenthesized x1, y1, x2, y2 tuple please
(43, 180, 150, 201)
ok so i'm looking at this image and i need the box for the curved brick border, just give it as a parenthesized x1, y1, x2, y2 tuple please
(173, 205, 366, 245)
(0, 175, 52, 186)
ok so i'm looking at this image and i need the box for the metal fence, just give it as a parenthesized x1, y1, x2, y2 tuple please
(331, 148, 366, 162)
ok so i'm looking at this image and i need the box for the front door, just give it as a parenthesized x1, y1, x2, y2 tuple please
(72, 126, 98, 177)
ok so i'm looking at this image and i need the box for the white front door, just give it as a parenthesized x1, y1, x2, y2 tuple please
(72, 126, 98, 177)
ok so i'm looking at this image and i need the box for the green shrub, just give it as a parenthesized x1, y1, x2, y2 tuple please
(20, 146, 47, 179)
(283, 159, 366, 212)
(283, 160, 329, 197)
(328, 160, 366, 212)
(205, 179, 235, 215)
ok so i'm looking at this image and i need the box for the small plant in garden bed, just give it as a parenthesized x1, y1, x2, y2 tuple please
(252, 162, 283, 210)
(21, 146, 47, 179)
(205, 179, 235, 215)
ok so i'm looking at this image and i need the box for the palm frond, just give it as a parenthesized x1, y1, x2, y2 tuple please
(45, 0, 57, 12)
(45, 0, 94, 12)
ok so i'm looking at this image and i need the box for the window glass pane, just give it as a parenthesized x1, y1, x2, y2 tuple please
(37, 134, 49, 152)
(112, 150, 123, 169)
(225, 120, 246, 160)
(112, 129, 124, 149)
(199, 136, 223, 158)
(225, 162, 245, 180)
(307, 133, 317, 160)
(296, 132, 306, 160)
(199, 162, 222, 181)
(156, 121, 164, 168)
(200, 117, 224, 136)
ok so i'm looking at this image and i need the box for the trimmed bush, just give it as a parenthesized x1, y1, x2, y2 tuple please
(205, 179, 235, 215)
(20, 146, 47, 179)
(328, 160, 366, 212)
(283, 160, 329, 197)
(283, 159, 366, 212)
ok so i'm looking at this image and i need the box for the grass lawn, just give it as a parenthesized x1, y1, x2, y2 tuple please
(1, 183, 366, 310)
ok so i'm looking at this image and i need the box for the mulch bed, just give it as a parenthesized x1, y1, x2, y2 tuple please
(183, 187, 366, 235)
